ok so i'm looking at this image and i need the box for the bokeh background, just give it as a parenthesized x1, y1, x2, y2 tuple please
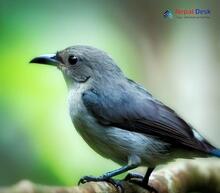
(0, 0, 220, 186)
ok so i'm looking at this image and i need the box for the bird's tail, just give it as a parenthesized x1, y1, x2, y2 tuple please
(210, 149, 220, 158)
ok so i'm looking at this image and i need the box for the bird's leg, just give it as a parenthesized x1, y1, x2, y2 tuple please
(78, 164, 139, 185)
(142, 167, 155, 186)
(78, 155, 140, 191)
(128, 167, 157, 193)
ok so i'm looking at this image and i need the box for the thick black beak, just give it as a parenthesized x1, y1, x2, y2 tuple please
(29, 54, 59, 66)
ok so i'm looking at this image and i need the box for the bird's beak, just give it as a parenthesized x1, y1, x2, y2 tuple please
(29, 54, 60, 66)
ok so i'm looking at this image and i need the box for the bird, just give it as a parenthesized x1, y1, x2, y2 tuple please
(30, 45, 220, 192)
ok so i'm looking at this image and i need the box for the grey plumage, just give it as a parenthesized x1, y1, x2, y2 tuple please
(30, 45, 220, 190)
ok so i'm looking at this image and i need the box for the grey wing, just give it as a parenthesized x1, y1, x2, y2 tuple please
(82, 87, 214, 153)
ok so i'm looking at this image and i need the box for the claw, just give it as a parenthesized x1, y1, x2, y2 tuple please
(106, 178, 124, 193)
(78, 175, 125, 193)
(78, 175, 103, 185)
(124, 173, 144, 181)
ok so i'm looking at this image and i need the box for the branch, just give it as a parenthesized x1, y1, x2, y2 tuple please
(0, 158, 220, 193)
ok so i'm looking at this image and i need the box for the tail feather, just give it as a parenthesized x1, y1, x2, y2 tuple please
(210, 149, 220, 158)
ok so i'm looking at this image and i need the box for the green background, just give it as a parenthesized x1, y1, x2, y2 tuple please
(0, 0, 220, 186)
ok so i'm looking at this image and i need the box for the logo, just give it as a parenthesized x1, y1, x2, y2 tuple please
(163, 8, 211, 19)
(163, 10, 173, 19)
(175, 9, 210, 15)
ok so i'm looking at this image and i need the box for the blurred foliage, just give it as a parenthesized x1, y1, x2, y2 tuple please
(0, 0, 220, 187)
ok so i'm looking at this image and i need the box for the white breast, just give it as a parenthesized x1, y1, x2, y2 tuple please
(68, 84, 122, 162)
(68, 83, 108, 149)
(68, 83, 86, 118)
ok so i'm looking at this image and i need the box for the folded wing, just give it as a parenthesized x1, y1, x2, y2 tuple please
(82, 85, 214, 153)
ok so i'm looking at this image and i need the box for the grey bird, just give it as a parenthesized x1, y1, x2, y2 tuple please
(30, 45, 220, 192)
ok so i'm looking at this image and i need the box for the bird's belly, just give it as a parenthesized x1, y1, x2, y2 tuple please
(71, 111, 129, 165)
(71, 107, 169, 166)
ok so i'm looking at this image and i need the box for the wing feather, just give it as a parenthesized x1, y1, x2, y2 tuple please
(82, 86, 214, 153)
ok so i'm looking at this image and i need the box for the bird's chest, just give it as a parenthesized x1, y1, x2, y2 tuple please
(68, 85, 90, 126)
(68, 86, 108, 151)
(68, 87, 85, 119)
(68, 86, 129, 164)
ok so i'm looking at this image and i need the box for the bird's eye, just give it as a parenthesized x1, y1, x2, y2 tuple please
(68, 55, 78, 65)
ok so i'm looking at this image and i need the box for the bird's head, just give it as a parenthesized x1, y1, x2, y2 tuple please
(30, 45, 123, 87)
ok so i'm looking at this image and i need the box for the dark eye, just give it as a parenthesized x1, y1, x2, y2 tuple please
(68, 55, 78, 65)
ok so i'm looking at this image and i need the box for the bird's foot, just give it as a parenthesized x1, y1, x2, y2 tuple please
(128, 179, 158, 193)
(124, 172, 144, 181)
(78, 175, 124, 192)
